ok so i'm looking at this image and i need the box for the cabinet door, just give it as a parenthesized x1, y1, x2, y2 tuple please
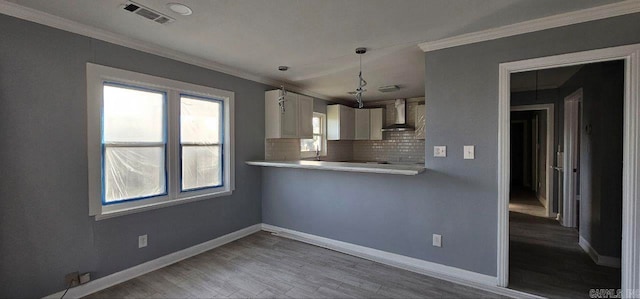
(298, 95, 313, 139)
(370, 108, 383, 140)
(415, 104, 426, 139)
(340, 105, 355, 140)
(280, 93, 298, 138)
(327, 105, 340, 140)
(354, 109, 370, 140)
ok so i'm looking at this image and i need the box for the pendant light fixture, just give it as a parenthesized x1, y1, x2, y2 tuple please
(277, 66, 289, 113)
(277, 85, 287, 113)
(354, 47, 367, 109)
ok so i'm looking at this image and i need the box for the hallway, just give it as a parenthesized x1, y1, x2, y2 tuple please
(508, 211, 620, 298)
(509, 189, 547, 218)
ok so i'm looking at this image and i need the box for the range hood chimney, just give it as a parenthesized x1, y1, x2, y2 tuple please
(381, 99, 414, 132)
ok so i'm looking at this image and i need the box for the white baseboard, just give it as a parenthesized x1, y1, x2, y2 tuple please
(44, 222, 543, 299)
(43, 224, 262, 299)
(579, 235, 621, 268)
(261, 224, 542, 299)
(537, 195, 547, 208)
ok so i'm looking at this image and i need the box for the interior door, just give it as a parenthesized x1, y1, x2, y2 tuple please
(563, 88, 582, 228)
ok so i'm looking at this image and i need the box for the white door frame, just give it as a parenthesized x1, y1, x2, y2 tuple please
(497, 44, 640, 294)
(511, 104, 555, 218)
(563, 89, 583, 228)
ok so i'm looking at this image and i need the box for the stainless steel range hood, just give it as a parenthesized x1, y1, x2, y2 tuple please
(381, 99, 414, 132)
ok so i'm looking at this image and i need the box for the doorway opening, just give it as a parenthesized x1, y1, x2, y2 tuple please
(505, 59, 625, 297)
(509, 104, 555, 219)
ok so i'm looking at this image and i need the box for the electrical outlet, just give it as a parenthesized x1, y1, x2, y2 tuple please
(64, 271, 80, 287)
(79, 272, 91, 284)
(432, 234, 442, 247)
(434, 146, 447, 157)
(138, 234, 148, 248)
(464, 145, 475, 160)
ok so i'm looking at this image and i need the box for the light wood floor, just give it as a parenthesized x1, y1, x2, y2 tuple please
(509, 192, 620, 298)
(86, 231, 504, 298)
(509, 189, 547, 218)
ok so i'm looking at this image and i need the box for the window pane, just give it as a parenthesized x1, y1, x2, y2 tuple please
(103, 84, 164, 143)
(312, 116, 321, 134)
(300, 135, 321, 152)
(182, 145, 221, 190)
(104, 147, 165, 203)
(181, 96, 221, 144)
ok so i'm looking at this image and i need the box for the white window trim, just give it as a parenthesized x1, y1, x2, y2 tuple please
(87, 63, 235, 220)
(301, 112, 327, 158)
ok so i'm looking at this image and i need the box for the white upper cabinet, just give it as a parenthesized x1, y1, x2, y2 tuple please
(327, 104, 355, 140)
(297, 95, 313, 139)
(354, 109, 370, 140)
(265, 90, 313, 139)
(369, 108, 384, 140)
(415, 104, 426, 140)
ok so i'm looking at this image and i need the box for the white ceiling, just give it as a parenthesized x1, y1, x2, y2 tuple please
(8, 0, 620, 101)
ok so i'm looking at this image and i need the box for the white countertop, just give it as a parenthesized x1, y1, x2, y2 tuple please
(245, 160, 426, 176)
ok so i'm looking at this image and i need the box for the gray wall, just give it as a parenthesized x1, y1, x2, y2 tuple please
(0, 15, 268, 298)
(263, 13, 640, 277)
(313, 98, 329, 114)
(559, 61, 624, 258)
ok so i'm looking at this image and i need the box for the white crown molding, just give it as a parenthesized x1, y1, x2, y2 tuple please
(419, 0, 640, 52)
(0, 0, 333, 101)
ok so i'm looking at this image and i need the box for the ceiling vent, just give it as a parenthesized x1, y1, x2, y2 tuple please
(378, 85, 400, 93)
(122, 1, 174, 24)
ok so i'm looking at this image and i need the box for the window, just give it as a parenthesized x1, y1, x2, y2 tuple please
(102, 84, 167, 204)
(300, 113, 326, 158)
(180, 95, 223, 191)
(87, 63, 234, 219)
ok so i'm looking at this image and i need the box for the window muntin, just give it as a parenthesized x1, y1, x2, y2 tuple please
(301, 113, 326, 157)
(180, 95, 223, 191)
(87, 63, 235, 220)
(102, 83, 167, 204)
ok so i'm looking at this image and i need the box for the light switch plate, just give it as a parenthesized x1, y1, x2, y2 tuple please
(464, 145, 475, 160)
(434, 146, 447, 157)
(432, 234, 442, 247)
(138, 234, 148, 248)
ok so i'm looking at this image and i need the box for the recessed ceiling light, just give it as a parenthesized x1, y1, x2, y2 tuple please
(167, 3, 192, 16)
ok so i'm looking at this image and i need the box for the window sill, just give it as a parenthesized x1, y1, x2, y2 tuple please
(300, 152, 326, 159)
(94, 190, 232, 221)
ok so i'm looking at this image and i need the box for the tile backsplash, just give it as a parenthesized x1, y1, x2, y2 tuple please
(326, 140, 353, 161)
(352, 131, 425, 163)
(265, 139, 300, 161)
(265, 134, 424, 163)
